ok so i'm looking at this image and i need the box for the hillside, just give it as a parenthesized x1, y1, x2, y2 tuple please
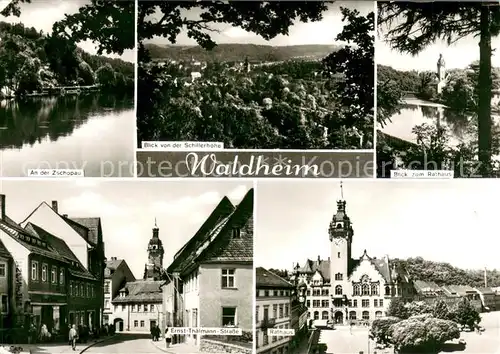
(393, 257, 500, 288)
(0, 21, 134, 95)
(145, 43, 340, 62)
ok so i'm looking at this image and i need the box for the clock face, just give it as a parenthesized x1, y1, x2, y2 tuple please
(334, 238, 344, 246)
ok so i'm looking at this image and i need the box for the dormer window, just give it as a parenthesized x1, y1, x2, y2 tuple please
(232, 228, 241, 238)
(336, 223, 343, 228)
(152, 245, 157, 250)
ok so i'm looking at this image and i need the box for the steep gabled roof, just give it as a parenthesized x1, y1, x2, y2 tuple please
(167, 196, 235, 274)
(256, 267, 293, 288)
(69, 217, 100, 245)
(106, 258, 123, 271)
(112, 280, 163, 304)
(0, 238, 12, 260)
(299, 259, 331, 281)
(196, 188, 253, 264)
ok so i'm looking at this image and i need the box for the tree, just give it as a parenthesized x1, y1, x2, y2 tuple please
(52, 0, 134, 56)
(43, 34, 80, 84)
(370, 317, 401, 347)
(95, 63, 116, 88)
(405, 301, 433, 318)
(387, 298, 409, 319)
(137, 1, 329, 60)
(450, 298, 481, 330)
(390, 315, 460, 353)
(432, 299, 451, 320)
(323, 8, 374, 147)
(378, 1, 500, 177)
(377, 79, 402, 127)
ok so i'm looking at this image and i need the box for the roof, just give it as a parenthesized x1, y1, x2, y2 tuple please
(298, 251, 409, 284)
(414, 280, 443, 294)
(69, 218, 100, 245)
(0, 238, 12, 260)
(256, 267, 293, 289)
(106, 258, 123, 271)
(475, 287, 495, 295)
(112, 280, 163, 303)
(25, 223, 96, 281)
(168, 190, 253, 276)
(442, 285, 476, 296)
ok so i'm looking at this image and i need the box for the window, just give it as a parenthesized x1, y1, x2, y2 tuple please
(59, 269, 64, 285)
(150, 304, 154, 312)
(131, 305, 136, 312)
(256, 306, 259, 323)
(335, 273, 343, 281)
(1, 295, 7, 313)
(0, 263, 5, 277)
(105, 300, 110, 309)
(385, 286, 391, 296)
(353, 300, 358, 307)
(380, 299, 384, 307)
(140, 321, 145, 327)
(375, 311, 382, 318)
(104, 281, 110, 293)
(374, 299, 378, 307)
(353, 284, 360, 296)
(335, 285, 342, 295)
(51, 266, 57, 284)
(121, 305, 125, 311)
(75, 284, 79, 296)
(349, 311, 356, 320)
(322, 311, 328, 320)
(362, 300, 369, 308)
(87, 284, 90, 297)
(371, 284, 379, 296)
(306, 300, 310, 307)
(41, 264, 47, 282)
(263, 332, 269, 345)
(80, 284, 84, 297)
(362, 284, 370, 296)
(337, 252, 341, 258)
(273, 304, 277, 318)
(144, 304, 148, 312)
(222, 307, 236, 326)
(279, 304, 283, 318)
(284, 304, 289, 317)
(31, 261, 38, 281)
(221, 269, 235, 288)
(362, 311, 369, 320)
(134, 320, 138, 327)
(313, 311, 319, 320)
(232, 228, 241, 238)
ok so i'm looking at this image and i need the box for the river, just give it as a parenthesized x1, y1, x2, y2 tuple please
(0, 94, 135, 177)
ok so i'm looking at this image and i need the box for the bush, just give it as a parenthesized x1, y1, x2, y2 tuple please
(370, 316, 401, 346)
(390, 315, 460, 353)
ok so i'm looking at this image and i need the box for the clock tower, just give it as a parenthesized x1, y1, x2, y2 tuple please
(328, 194, 354, 324)
(144, 218, 164, 280)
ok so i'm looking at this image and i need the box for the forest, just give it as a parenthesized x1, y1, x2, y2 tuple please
(137, 4, 374, 150)
(0, 21, 134, 97)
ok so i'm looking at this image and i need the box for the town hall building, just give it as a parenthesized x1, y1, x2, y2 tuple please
(295, 196, 414, 325)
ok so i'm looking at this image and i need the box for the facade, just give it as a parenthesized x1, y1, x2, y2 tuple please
(0, 195, 101, 339)
(21, 201, 106, 327)
(111, 223, 164, 333)
(111, 280, 163, 333)
(103, 257, 135, 327)
(0, 236, 14, 334)
(162, 188, 254, 346)
(473, 287, 496, 311)
(255, 267, 293, 354)
(296, 198, 414, 325)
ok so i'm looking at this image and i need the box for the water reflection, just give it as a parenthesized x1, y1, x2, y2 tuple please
(0, 94, 135, 177)
(381, 103, 483, 147)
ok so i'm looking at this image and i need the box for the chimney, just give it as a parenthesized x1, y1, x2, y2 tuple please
(0, 194, 5, 220)
(317, 255, 321, 262)
(51, 201, 58, 213)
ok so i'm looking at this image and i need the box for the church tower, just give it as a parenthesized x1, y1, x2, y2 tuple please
(144, 219, 164, 280)
(328, 183, 354, 323)
(437, 53, 446, 94)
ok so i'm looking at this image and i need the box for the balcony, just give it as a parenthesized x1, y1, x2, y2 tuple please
(259, 318, 276, 329)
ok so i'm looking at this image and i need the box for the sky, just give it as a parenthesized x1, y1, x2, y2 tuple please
(255, 180, 500, 272)
(0, 0, 135, 63)
(0, 180, 252, 279)
(148, 1, 374, 47)
(377, 16, 500, 71)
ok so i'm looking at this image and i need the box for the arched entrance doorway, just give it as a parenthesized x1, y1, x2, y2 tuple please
(334, 311, 343, 324)
(113, 318, 124, 332)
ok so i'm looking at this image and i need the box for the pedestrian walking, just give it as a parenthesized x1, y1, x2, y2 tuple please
(165, 328, 172, 348)
(69, 324, 78, 351)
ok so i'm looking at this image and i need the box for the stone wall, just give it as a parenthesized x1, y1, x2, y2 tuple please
(200, 339, 252, 354)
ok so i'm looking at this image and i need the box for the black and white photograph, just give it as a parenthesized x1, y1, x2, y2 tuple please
(137, 1, 374, 150)
(0, 180, 253, 354)
(377, 2, 500, 178)
(0, 0, 135, 177)
(255, 180, 500, 354)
